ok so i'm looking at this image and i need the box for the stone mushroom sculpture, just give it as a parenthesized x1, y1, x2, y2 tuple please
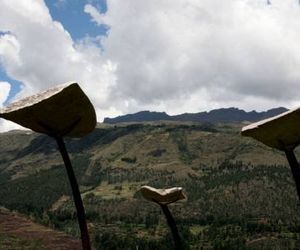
(140, 185, 186, 250)
(0, 82, 96, 250)
(241, 107, 300, 202)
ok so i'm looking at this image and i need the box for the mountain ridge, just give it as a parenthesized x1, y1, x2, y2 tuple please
(103, 107, 288, 124)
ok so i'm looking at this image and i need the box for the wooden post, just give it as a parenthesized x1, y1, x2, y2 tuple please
(55, 136, 91, 250)
(284, 149, 300, 203)
(159, 203, 182, 250)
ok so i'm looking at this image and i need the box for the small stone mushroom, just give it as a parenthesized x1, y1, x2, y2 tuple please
(140, 185, 186, 250)
(241, 107, 300, 202)
(0, 82, 96, 250)
(140, 185, 186, 205)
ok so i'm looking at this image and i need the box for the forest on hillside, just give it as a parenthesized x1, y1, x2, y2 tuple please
(0, 122, 300, 249)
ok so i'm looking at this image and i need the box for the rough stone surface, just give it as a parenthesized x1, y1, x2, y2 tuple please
(241, 108, 300, 150)
(140, 185, 186, 204)
(0, 82, 96, 137)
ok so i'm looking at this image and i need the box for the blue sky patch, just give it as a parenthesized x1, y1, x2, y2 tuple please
(45, 0, 108, 41)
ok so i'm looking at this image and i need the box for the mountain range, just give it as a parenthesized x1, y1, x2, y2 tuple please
(103, 107, 288, 124)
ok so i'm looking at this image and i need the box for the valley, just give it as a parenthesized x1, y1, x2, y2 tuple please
(0, 121, 299, 249)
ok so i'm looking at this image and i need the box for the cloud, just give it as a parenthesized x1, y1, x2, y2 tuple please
(0, 33, 21, 68)
(84, 4, 106, 25)
(0, 119, 23, 133)
(86, 0, 300, 113)
(0, 81, 22, 132)
(0, 81, 11, 107)
(2, 0, 300, 133)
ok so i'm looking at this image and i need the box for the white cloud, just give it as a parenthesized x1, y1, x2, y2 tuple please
(2, 0, 300, 133)
(0, 34, 21, 68)
(87, 0, 300, 113)
(0, 119, 24, 133)
(0, 81, 11, 107)
(84, 4, 106, 25)
(0, 81, 22, 132)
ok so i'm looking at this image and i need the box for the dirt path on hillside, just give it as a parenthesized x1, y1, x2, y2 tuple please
(0, 208, 81, 250)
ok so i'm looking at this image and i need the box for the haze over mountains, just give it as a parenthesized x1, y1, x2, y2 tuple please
(103, 107, 288, 124)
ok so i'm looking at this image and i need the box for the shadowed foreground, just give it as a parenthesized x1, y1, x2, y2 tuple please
(0, 208, 81, 250)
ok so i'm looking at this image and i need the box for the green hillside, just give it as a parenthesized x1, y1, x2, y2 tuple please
(0, 122, 300, 249)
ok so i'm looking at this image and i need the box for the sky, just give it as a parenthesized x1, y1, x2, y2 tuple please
(1, 0, 300, 131)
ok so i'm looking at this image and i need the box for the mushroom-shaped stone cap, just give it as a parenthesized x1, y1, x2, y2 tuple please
(241, 107, 300, 150)
(140, 185, 186, 204)
(0, 82, 96, 137)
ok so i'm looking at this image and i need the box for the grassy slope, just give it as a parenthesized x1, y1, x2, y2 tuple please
(0, 122, 300, 249)
(0, 207, 80, 250)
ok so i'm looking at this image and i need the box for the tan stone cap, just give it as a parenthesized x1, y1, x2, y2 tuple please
(241, 107, 300, 150)
(0, 82, 96, 137)
(140, 185, 186, 204)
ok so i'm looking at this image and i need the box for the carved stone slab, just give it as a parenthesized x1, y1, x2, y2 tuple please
(140, 185, 186, 204)
(241, 108, 300, 150)
(0, 82, 96, 137)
